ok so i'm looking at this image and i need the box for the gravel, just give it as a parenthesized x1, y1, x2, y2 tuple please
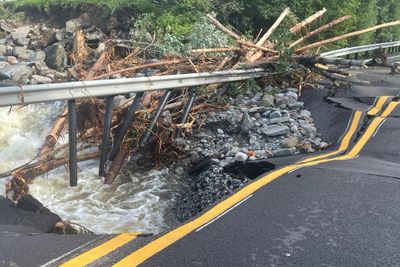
(174, 89, 326, 221)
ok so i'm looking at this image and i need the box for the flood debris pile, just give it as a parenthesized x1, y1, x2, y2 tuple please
(1, 7, 400, 221)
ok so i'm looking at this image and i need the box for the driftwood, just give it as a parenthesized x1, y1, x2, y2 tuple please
(206, 14, 242, 40)
(314, 64, 351, 76)
(71, 30, 91, 66)
(312, 67, 370, 85)
(85, 52, 108, 80)
(246, 8, 290, 63)
(39, 108, 68, 157)
(92, 59, 188, 80)
(297, 56, 368, 67)
(257, 8, 290, 46)
(237, 40, 277, 53)
(290, 8, 327, 33)
(192, 47, 240, 54)
(206, 14, 275, 58)
(289, 15, 351, 48)
(104, 148, 128, 184)
(296, 20, 400, 53)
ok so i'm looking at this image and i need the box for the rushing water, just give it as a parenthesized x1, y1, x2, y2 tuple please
(0, 103, 181, 234)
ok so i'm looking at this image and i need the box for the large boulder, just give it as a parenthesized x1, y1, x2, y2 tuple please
(66, 18, 88, 33)
(0, 64, 33, 83)
(261, 125, 289, 137)
(11, 26, 31, 46)
(31, 74, 53, 84)
(12, 46, 32, 61)
(45, 44, 67, 70)
(0, 21, 13, 33)
(0, 44, 6, 55)
(391, 61, 400, 74)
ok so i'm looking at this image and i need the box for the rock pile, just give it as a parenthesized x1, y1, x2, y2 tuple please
(0, 16, 106, 85)
(175, 87, 326, 220)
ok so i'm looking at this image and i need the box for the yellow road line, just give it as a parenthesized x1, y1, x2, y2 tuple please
(299, 111, 362, 164)
(301, 95, 389, 164)
(367, 96, 390, 116)
(60, 233, 139, 267)
(113, 101, 398, 267)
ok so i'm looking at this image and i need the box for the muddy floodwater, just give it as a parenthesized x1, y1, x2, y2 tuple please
(0, 103, 180, 234)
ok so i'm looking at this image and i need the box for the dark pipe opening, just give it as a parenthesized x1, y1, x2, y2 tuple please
(223, 160, 276, 180)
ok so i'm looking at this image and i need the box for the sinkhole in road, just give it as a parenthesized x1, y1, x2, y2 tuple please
(224, 160, 276, 180)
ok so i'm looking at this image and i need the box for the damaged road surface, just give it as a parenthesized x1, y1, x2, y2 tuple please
(1, 67, 399, 267)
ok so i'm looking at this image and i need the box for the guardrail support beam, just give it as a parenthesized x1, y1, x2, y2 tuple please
(175, 88, 197, 138)
(109, 92, 144, 161)
(99, 96, 114, 177)
(139, 90, 172, 148)
(68, 99, 78, 187)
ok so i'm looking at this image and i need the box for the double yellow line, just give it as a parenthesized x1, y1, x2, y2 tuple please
(59, 233, 140, 267)
(111, 98, 397, 267)
(60, 96, 397, 267)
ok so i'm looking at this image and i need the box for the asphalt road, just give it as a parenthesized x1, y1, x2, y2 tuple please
(1, 66, 400, 267)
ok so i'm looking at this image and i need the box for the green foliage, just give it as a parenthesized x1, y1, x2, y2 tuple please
(375, 0, 400, 42)
(155, 17, 229, 56)
(12, 0, 400, 49)
(223, 78, 262, 98)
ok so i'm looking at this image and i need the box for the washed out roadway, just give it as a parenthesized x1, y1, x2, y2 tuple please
(1, 67, 400, 267)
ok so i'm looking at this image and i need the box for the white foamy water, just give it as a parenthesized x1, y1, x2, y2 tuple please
(0, 103, 180, 234)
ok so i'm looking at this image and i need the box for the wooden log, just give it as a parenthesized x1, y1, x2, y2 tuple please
(289, 15, 351, 48)
(206, 14, 242, 40)
(314, 64, 351, 76)
(85, 52, 108, 80)
(192, 47, 240, 54)
(246, 8, 290, 63)
(12, 151, 100, 181)
(237, 40, 277, 53)
(256, 8, 290, 46)
(312, 67, 370, 85)
(39, 108, 68, 157)
(290, 8, 327, 33)
(71, 30, 91, 65)
(104, 148, 128, 185)
(92, 59, 187, 80)
(297, 56, 368, 67)
(296, 20, 400, 53)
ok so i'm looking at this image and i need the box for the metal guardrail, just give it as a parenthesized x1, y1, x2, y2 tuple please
(0, 69, 267, 107)
(0, 68, 269, 186)
(320, 41, 400, 58)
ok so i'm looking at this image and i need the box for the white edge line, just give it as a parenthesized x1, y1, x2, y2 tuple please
(195, 195, 253, 233)
(373, 118, 387, 137)
(39, 237, 103, 267)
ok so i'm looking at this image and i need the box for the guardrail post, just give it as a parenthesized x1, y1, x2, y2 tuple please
(99, 96, 114, 177)
(109, 92, 144, 161)
(175, 88, 197, 138)
(139, 90, 172, 148)
(68, 99, 78, 187)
